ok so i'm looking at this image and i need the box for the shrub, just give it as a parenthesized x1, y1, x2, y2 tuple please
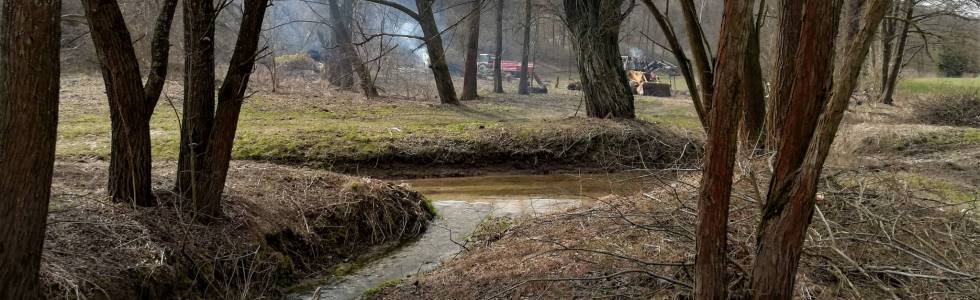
(914, 92, 980, 127)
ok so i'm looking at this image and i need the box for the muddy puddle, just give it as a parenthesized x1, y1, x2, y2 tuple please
(290, 173, 648, 300)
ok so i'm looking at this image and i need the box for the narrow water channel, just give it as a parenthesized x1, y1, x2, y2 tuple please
(291, 173, 648, 300)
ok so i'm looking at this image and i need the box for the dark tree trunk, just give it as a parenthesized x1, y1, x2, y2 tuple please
(679, 0, 714, 110)
(460, 0, 482, 100)
(740, 12, 766, 150)
(82, 0, 177, 206)
(0, 0, 61, 298)
(765, 0, 805, 150)
(194, 0, 271, 217)
(519, 0, 532, 95)
(417, 0, 459, 105)
(563, 0, 635, 119)
(176, 0, 217, 211)
(693, 0, 753, 298)
(880, 0, 913, 105)
(493, 0, 504, 93)
(326, 0, 356, 90)
(751, 0, 843, 297)
(879, 2, 899, 95)
(330, 0, 377, 97)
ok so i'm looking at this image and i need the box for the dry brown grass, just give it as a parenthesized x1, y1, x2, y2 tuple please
(40, 161, 434, 299)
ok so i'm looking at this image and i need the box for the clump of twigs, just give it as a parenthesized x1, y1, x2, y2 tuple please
(913, 92, 980, 128)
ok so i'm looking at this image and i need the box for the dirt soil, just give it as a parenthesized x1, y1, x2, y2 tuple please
(373, 94, 980, 299)
(40, 160, 434, 299)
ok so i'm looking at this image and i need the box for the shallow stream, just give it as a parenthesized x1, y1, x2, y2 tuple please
(290, 173, 647, 300)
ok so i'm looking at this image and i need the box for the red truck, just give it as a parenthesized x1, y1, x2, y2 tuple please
(477, 53, 533, 77)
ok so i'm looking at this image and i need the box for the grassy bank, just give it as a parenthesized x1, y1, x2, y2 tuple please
(57, 76, 701, 176)
(898, 77, 980, 95)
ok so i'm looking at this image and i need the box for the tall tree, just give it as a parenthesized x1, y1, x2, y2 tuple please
(82, 0, 178, 206)
(460, 0, 482, 100)
(751, 0, 891, 297)
(640, 0, 707, 128)
(518, 0, 532, 95)
(176, 0, 217, 206)
(765, 0, 805, 150)
(493, 0, 504, 93)
(363, 0, 460, 105)
(880, 0, 914, 105)
(693, 0, 752, 297)
(563, 0, 635, 119)
(329, 0, 378, 97)
(0, 0, 61, 298)
(176, 0, 270, 219)
(739, 1, 767, 150)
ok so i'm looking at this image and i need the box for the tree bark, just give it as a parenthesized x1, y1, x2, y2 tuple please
(329, 0, 377, 97)
(493, 0, 504, 93)
(326, 0, 356, 90)
(693, 0, 752, 298)
(765, 0, 805, 150)
(519, 0, 532, 95)
(82, 0, 177, 206)
(880, 0, 914, 105)
(751, 0, 844, 297)
(194, 0, 271, 217)
(563, 0, 635, 119)
(739, 8, 767, 150)
(416, 0, 459, 105)
(176, 0, 217, 211)
(0, 0, 61, 298)
(460, 0, 482, 100)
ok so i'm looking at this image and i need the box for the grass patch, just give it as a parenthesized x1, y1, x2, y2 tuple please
(859, 127, 980, 155)
(57, 82, 701, 171)
(363, 279, 402, 298)
(898, 77, 980, 95)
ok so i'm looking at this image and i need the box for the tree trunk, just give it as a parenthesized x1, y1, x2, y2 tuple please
(693, 0, 752, 298)
(751, 0, 843, 297)
(327, 0, 361, 92)
(679, 0, 715, 110)
(519, 0, 532, 95)
(879, 3, 899, 95)
(563, 0, 635, 119)
(0, 0, 61, 298)
(460, 0, 482, 100)
(82, 0, 176, 206)
(176, 0, 217, 212)
(195, 0, 271, 216)
(765, 0, 805, 150)
(880, 0, 913, 105)
(493, 0, 504, 93)
(740, 13, 767, 150)
(417, 0, 460, 105)
(641, 0, 707, 128)
(83, 0, 154, 206)
(330, 0, 377, 97)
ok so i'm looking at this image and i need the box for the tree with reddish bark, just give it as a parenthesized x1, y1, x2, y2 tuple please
(82, 0, 178, 206)
(0, 0, 61, 298)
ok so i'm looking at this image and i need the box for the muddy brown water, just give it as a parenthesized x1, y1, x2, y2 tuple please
(289, 173, 649, 300)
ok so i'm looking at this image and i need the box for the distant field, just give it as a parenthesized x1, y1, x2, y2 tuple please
(898, 77, 980, 95)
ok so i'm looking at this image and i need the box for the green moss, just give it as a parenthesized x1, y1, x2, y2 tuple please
(900, 173, 978, 203)
(362, 279, 402, 299)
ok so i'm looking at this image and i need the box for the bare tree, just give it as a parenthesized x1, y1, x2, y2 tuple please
(176, 0, 270, 220)
(519, 0, 532, 95)
(881, 0, 915, 105)
(765, 0, 805, 150)
(739, 2, 767, 150)
(640, 0, 707, 128)
(563, 0, 635, 119)
(693, 0, 752, 297)
(751, 0, 892, 297)
(329, 0, 378, 97)
(493, 0, 504, 93)
(362, 0, 460, 105)
(461, 0, 483, 100)
(0, 0, 61, 298)
(82, 0, 178, 206)
(176, 0, 218, 208)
